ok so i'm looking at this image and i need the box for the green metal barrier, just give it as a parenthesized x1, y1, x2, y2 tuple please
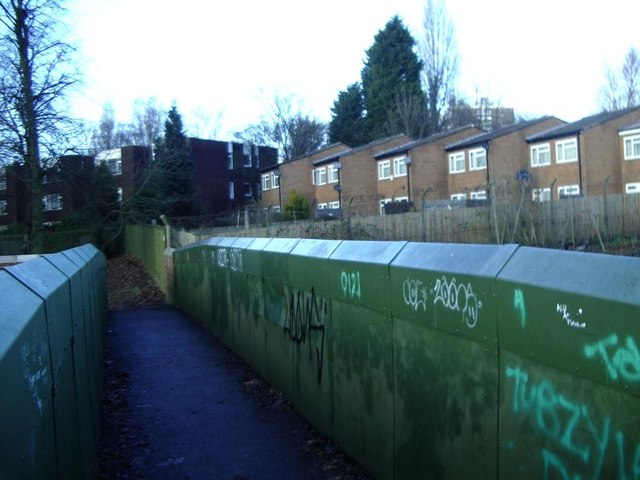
(171, 238, 640, 480)
(288, 239, 342, 436)
(390, 242, 518, 480)
(260, 238, 301, 400)
(0, 244, 106, 480)
(326, 240, 407, 480)
(496, 247, 640, 480)
(0, 270, 57, 478)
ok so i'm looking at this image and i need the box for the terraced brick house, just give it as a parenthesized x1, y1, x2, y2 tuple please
(526, 106, 640, 200)
(620, 121, 640, 194)
(310, 135, 411, 217)
(444, 117, 565, 201)
(374, 126, 482, 212)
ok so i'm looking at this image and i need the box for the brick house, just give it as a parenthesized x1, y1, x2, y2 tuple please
(374, 126, 483, 211)
(259, 165, 283, 212)
(274, 143, 350, 216)
(444, 117, 565, 201)
(311, 135, 411, 217)
(620, 121, 640, 194)
(526, 106, 640, 200)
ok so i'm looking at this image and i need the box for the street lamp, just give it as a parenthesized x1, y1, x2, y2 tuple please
(403, 156, 412, 204)
(333, 162, 342, 213)
(274, 169, 282, 213)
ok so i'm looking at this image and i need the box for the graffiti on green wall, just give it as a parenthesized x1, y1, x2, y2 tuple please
(283, 286, 327, 383)
(340, 271, 361, 301)
(584, 334, 640, 384)
(505, 365, 640, 479)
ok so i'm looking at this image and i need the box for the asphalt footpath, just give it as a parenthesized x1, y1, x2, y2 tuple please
(101, 306, 330, 480)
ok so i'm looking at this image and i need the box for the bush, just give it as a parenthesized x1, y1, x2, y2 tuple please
(283, 189, 310, 221)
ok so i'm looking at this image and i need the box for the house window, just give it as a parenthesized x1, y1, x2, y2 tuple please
(0, 167, 6, 190)
(624, 135, 640, 160)
(378, 160, 391, 180)
(556, 139, 578, 163)
(625, 182, 640, 194)
(317, 203, 327, 210)
(272, 205, 281, 213)
(272, 171, 280, 188)
(117, 187, 123, 203)
(243, 143, 252, 167)
(0, 200, 6, 215)
(227, 142, 233, 170)
(102, 158, 122, 175)
(312, 167, 326, 185)
(469, 148, 487, 171)
(532, 188, 551, 202)
(393, 157, 407, 177)
(449, 152, 465, 174)
(328, 164, 339, 183)
(558, 184, 580, 198)
(531, 144, 551, 167)
(261, 174, 271, 191)
(43, 193, 63, 211)
(253, 145, 260, 167)
(228, 182, 235, 200)
(450, 193, 466, 200)
(470, 190, 486, 199)
(329, 201, 340, 209)
(244, 183, 252, 198)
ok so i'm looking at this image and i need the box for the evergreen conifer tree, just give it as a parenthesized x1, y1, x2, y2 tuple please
(361, 16, 424, 139)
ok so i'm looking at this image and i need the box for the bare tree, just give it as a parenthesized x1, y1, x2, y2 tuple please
(237, 93, 326, 162)
(187, 106, 223, 140)
(419, 0, 459, 133)
(132, 97, 164, 147)
(599, 47, 640, 111)
(0, 0, 79, 252)
(387, 87, 430, 139)
(91, 102, 133, 152)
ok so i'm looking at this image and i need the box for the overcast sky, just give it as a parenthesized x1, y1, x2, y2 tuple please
(66, 0, 640, 139)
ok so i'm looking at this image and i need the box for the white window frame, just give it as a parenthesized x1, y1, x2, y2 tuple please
(532, 188, 551, 202)
(469, 148, 487, 171)
(0, 167, 6, 190)
(393, 157, 407, 177)
(312, 167, 326, 185)
(43, 193, 63, 211)
(624, 134, 640, 160)
(317, 203, 327, 210)
(449, 152, 465, 174)
(531, 143, 551, 167)
(625, 182, 640, 194)
(228, 182, 235, 200)
(244, 183, 252, 198)
(556, 138, 578, 164)
(271, 171, 280, 188)
(450, 193, 466, 200)
(329, 201, 340, 209)
(227, 142, 234, 170)
(470, 190, 486, 199)
(328, 164, 339, 183)
(116, 187, 123, 203)
(261, 174, 271, 191)
(558, 184, 580, 198)
(272, 205, 281, 213)
(0, 199, 6, 215)
(378, 160, 392, 180)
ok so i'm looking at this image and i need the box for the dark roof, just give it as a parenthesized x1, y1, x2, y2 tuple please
(620, 120, 640, 132)
(374, 125, 479, 159)
(445, 117, 559, 151)
(312, 134, 408, 166)
(527, 106, 640, 142)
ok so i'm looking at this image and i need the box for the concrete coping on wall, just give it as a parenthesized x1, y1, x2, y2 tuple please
(0, 254, 41, 267)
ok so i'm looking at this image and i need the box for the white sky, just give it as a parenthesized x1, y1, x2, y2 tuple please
(66, 0, 640, 140)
